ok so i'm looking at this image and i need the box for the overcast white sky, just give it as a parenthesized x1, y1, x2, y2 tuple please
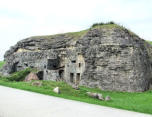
(0, 0, 152, 60)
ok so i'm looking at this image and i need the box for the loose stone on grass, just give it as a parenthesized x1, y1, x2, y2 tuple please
(72, 85, 79, 90)
(53, 87, 60, 94)
(97, 93, 104, 101)
(105, 96, 111, 101)
(32, 81, 42, 87)
(87, 92, 98, 98)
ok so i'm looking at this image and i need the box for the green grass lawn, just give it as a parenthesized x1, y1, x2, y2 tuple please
(0, 63, 152, 115)
(0, 79, 152, 115)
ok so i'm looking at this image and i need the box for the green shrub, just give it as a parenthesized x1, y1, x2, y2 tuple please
(91, 23, 101, 28)
(7, 68, 31, 81)
(107, 21, 115, 24)
(91, 21, 115, 28)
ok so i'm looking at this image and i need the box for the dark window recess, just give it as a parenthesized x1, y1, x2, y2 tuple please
(79, 63, 81, 67)
(53, 65, 57, 68)
(70, 73, 74, 83)
(47, 59, 59, 70)
(24, 63, 28, 67)
(71, 60, 76, 63)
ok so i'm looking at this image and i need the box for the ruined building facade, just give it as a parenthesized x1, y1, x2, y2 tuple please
(1, 24, 152, 92)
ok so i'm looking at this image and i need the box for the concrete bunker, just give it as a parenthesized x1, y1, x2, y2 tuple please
(36, 53, 85, 85)
(43, 58, 60, 81)
(65, 54, 85, 85)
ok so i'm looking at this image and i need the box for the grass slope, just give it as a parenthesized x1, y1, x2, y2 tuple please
(0, 79, 151, 115)
(29, 22, 138, 41)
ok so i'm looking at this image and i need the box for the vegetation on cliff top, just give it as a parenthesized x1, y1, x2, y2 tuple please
(91, 21, 115, 28)
(29, 22, 138, 40)
(30, 29, 88, 40)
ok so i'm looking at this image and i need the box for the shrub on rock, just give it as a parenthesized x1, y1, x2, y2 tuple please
(7, 68, 31, 81)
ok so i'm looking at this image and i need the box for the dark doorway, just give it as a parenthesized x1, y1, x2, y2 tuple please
(76, 73, 80, 85)
(78, 63, 81, 67)
(11, 62, 19, 73)
(70, 73, 74, 83)
(59, 70, 64, 80)
(37, 71, 43, 80)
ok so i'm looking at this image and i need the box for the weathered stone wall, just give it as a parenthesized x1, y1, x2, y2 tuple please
(64, 50, 85, 85)
(43, 69, 60, 81)
(76, 28, 152, 92)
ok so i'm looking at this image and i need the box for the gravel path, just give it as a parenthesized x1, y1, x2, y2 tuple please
(0, 85, 151, 117)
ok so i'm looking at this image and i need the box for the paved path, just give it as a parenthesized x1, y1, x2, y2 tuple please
(0, 86, 151, 117)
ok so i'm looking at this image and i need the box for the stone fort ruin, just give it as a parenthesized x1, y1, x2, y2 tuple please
(1, 24, 152, 92)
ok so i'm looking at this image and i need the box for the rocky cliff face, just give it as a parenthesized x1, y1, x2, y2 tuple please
(1, 24, 152, 92)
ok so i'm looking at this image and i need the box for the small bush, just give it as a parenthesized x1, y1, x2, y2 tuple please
(91, 23, 100, 28)
(91, 22, 105, 28)
(7, 68, 31, 81)
(91, 21, 115, 28)
(107, 21, 115, 24)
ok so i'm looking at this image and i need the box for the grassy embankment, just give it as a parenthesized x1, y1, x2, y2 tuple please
(0, 66, 152, 114)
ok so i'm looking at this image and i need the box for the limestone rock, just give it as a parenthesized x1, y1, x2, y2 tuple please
(24, 72, 39, 82)
(105, 96, 111, 101)
(2, 23, 152, 92)
(87, 92, 98, 98)
(53, 87, 60, 94)
(97, 93, 104, 100)
(72, 85, 79, 90)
